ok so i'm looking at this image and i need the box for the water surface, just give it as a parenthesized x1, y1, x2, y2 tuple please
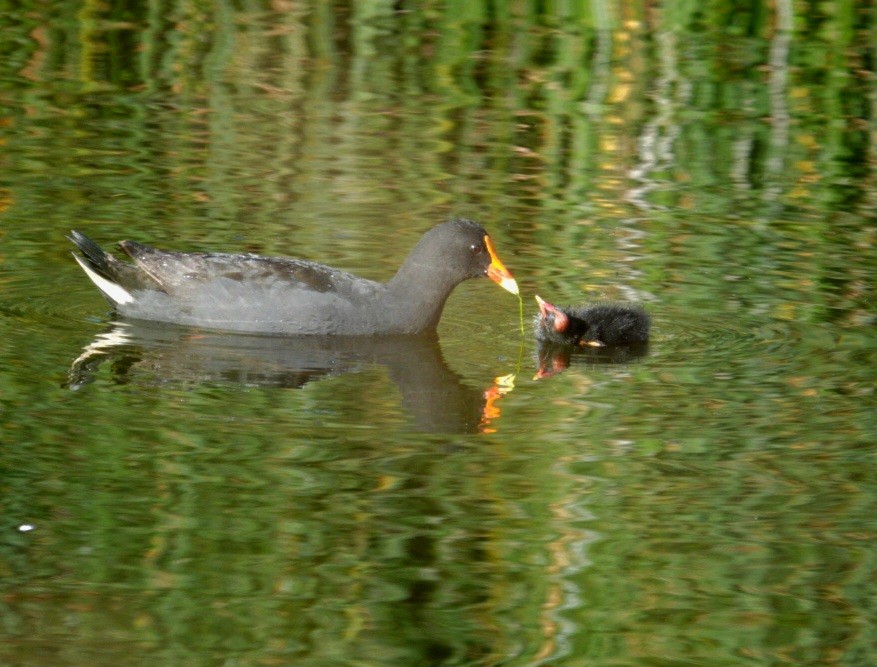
(2, 2, 876, 666)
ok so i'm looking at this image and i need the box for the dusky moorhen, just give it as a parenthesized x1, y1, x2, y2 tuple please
(69, 219, 518, 335)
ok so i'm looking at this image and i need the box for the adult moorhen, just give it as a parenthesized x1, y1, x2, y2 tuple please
(534, 295, 650, 347)
(69, 219, 518, 335)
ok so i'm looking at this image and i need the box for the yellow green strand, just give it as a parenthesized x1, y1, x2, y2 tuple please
(517, 292, 525, 337)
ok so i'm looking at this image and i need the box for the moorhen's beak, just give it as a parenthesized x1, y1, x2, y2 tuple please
(484, 235, 519, 295)
(535, 295, 569, 332)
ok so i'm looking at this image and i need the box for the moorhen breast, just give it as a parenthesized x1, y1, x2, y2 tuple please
(69, 219, 518, 335)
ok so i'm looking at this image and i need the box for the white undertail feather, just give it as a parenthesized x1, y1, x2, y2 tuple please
(72, 253, 134, 305)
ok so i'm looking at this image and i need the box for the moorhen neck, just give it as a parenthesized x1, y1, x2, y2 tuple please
(534, 295, 650, 347)
(69, 219, 518, 335)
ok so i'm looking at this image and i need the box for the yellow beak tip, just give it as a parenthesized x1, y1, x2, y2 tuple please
(502, 278, 519, 295)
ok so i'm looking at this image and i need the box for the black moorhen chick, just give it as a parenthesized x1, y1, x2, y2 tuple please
(534, 295, 650, 347)
(69, 219, 518, 335)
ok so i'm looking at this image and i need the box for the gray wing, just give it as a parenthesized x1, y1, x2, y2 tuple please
(118, 241, 350, 296)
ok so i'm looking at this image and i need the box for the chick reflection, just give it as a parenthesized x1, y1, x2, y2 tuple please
(67, 321, 512, 434)
(535, 342, 649, 379)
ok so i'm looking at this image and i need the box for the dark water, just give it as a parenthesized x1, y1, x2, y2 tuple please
(2, 3, 876, 666)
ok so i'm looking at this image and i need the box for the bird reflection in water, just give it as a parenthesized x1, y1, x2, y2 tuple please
(66, 320, 515, 434)
(534, 341, 649, 379)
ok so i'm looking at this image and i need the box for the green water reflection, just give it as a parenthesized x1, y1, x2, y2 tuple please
(1, 1, 876, 666)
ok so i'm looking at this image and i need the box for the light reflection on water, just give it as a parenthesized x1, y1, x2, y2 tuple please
(3, 247, 869, 664)
(2, 2, 877, 666)
(4, 231, 876, 666)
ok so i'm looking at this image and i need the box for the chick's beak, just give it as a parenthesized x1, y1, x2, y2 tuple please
(535, 295, 569, 332)
(535, 294, 550, 317)
(484, 235, 519, 295)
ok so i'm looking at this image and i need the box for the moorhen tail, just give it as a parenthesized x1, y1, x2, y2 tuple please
(534, 295, 650, 347)
(69, 219, 518, 335)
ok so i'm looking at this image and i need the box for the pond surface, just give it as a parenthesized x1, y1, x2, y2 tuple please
(2, 2, 876, 666)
